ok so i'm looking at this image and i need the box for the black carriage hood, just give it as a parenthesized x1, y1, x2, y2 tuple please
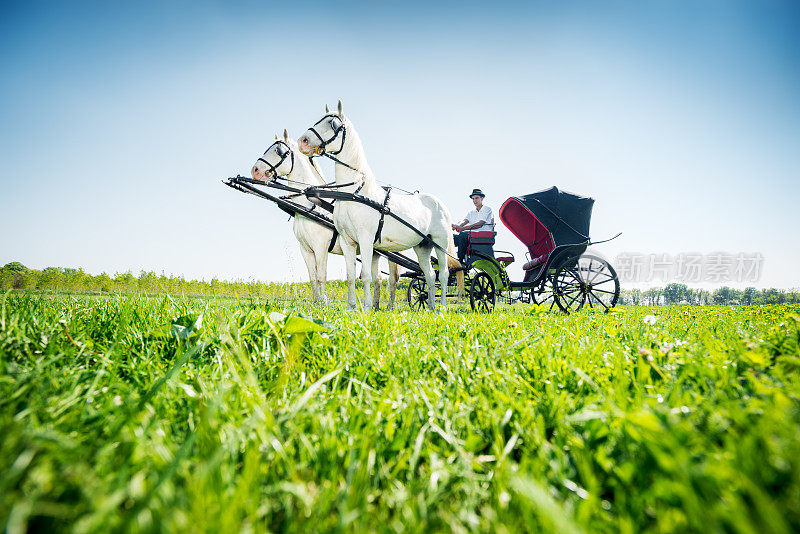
(515, 187, 594, 247)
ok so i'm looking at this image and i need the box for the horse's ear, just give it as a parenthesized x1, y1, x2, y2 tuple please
(283, 128, 289, 141)
(274, 134, 278, 140)
(337, 100, 343, 117)
(325, 104, 330, 113)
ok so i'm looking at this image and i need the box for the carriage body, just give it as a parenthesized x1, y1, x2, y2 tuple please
(407, 186, 620, 312)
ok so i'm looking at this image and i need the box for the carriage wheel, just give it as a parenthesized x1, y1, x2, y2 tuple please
(553, 263, 587, 313)
(576, 255, 620, 312)
(407, 278, 428, 311)
(530, 276, 557, 311)
(469, 273, 496, 313)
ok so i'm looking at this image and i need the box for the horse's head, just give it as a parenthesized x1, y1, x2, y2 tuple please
(298, 100, 347, 156)
(251, 129, 296, 182)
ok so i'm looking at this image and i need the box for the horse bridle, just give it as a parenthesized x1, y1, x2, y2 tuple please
(306, 114, 346, 155)
(257, 140, 294, 178)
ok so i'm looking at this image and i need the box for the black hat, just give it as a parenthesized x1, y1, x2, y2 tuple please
(469, 188, 485, 198)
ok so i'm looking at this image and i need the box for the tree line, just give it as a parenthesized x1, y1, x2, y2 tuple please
(3, 262, 798, 305)
(0, 262, 310, 299)
(619, 283, 800, 306)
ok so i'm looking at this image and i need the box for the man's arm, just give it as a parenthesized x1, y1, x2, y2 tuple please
(452, 218, 470, 231)
(453, 219, 486, 232)
(460, 220, 486, 231)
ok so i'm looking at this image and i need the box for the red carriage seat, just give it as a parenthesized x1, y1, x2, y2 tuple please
(464, 230, 496, 261)
(467, 231, 496, 242)
(498, 197, 556, 277)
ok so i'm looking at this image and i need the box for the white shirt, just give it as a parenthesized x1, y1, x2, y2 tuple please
(464, 205, 494, 232)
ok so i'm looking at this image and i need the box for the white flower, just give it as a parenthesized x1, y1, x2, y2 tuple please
(643, 315, 658, 325)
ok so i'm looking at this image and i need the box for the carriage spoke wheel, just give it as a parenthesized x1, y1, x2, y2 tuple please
(469, 272, 496, 313)
(407, 278, 428, 311)
(554, 255, 620, 313)
(553, 264, 587, 313)
(575, 254, 620, 312)
(530, 276, 557, 311)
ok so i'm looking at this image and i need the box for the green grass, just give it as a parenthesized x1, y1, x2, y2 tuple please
(1, 291, 799, 533)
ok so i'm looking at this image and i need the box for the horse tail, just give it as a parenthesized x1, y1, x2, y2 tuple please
(418, 192, 464, 297)
(446, 232, 465, 297)
(446, 227, 459, 269)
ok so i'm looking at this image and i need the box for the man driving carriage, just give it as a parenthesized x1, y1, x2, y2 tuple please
(452, 188, 494, 262)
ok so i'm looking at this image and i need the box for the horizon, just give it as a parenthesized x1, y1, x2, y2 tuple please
(3, 261, 798, 294)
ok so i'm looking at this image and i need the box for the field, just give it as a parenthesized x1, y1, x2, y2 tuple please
(1, 291, 799, 533)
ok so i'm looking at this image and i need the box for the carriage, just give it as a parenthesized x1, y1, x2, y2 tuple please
(406, 186, 621, 313)
(225, 175, 619, 314)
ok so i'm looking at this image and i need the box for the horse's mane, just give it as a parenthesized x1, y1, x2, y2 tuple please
(286, 138, 326, 186)
(340, 115, 377, 189)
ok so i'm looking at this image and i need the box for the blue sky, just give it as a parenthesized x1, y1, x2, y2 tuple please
(2, 1, 799, 288)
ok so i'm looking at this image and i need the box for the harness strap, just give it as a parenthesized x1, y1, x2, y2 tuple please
(374, 187, 392, 244)
(328, 229, 339, 252)
(320, 151, 359, 172)
(304, 186, 461, 266)
(309, 180, 357, 190)
(226, 176, 427, 274)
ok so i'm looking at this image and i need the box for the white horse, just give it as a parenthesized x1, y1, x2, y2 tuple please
(252, 129, 398, 308)
(298, 102, 462, 311)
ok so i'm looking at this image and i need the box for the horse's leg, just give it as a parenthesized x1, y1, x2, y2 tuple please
(314, 245, 329, 304)
(299, 247, 320, 302)
(340, 237, 359, 310)
(371, 253, 382, 310)
(387, 261, 398, 311)
(414, 244, 436, 310)
(360, 238, 375, 312)
(434, 246, 449, 310)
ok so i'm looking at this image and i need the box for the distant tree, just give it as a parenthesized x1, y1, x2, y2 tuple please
(663, 283, 688, 304)
(643, 287, 662, 305)
(0, 269, 13, 290)
(713, 286, 734, 305)
(686, 288, 703, 305)
(742, 287, 757, 305)
(3, 262, 29, 273)
(762, 288, 782, 305)
(629, 288, 642, 305)
(96, 272, 112, 293)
